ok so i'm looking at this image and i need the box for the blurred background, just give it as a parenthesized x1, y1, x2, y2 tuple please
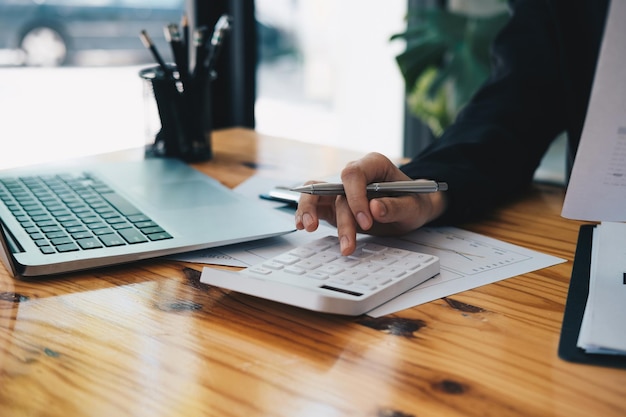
(0, 0, 564, 184)
(0, 0, 406, 169)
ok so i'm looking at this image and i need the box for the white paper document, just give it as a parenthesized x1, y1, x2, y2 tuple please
(197, 225, 565, 317)
(364, 227, 564, 317)
(561, 0, 626, 221)
(577, 222, 626, 355)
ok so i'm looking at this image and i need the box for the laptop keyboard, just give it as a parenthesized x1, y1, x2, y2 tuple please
(0, 172, 172, 254)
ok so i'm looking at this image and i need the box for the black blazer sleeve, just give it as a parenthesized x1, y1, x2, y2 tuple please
(399, 0, 606, 224)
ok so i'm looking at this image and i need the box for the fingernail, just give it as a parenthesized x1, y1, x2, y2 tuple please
(356, 211, 370, 230)
(340, 235, 350, 253)
(303, 213, 314, 229)
(378, 202, 387, 217)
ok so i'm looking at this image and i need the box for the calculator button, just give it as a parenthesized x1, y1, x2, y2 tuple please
(419, 255, 434, 263)
(295, 259, 323, 269)
(274, 253, 300, 265)
(354, 263, 383, 273)
(288, 246, 316, 258)
(306, 271, 329, 280)
(369, 275, 392, 285)
(318, 264, 345, 275)
(368, 254, 398, 265)
(249, 266, 273, 275)
(337, 270, 368, 280)
(361, 242, 388, 253)
(262, 260, 285, 270)
(348, 248, 373, 260)
(311, 251, 339, 263)
(331, 257, 361, 267)
(386, 248, 410, 258)
(285, 266, 306, 275)
(381, 267, 408, 279)
(394, 259, 422, 270)
(329, 276, 354, 286)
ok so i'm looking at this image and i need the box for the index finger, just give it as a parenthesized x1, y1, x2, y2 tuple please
(339, 152, 409, 231)
(340, 160, 373, 231)
(295, 181, 339, 232)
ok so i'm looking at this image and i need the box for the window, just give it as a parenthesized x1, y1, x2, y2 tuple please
(255, 0, 407, 158)
(0, 0, 184, 169)
(0, 0, 408, 170)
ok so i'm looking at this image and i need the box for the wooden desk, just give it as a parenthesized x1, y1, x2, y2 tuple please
(1, 128, 624, 417)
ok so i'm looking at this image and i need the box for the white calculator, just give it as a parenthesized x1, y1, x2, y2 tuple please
(202, 235, 440, 316)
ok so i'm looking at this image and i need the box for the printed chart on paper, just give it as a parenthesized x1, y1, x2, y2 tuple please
(391, 227, 532, 276)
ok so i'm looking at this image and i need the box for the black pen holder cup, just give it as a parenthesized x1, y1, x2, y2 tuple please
(140, 65, 213, 162)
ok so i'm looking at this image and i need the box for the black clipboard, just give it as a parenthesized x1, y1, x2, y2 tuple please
(558, 224, 626, 368)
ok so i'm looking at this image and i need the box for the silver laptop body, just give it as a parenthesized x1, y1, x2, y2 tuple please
(0, 157, 294, 278)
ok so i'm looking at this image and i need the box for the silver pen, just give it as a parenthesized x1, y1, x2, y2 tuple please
(290, 180, 448, 195)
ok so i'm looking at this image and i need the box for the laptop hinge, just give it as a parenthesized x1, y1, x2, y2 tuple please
(0, 220, 25, 277)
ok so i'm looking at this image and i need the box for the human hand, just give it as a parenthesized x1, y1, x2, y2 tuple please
(295, 152, 447, 255)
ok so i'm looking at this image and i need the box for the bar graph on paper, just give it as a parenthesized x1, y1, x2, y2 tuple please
(391, 227, 532, 276)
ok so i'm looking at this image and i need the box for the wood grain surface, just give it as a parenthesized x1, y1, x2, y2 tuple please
(0, 128, 624, 417)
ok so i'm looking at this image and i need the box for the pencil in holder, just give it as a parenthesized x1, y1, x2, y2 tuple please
(140, 65, 213, 162)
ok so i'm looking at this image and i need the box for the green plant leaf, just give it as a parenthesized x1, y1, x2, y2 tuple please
(392, 7, 510, 134)
(395, 40, 447, 92)
(407, 67, 450, 136)
(389, 26, 430, 41)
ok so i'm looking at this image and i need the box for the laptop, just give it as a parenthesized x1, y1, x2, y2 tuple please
(0, 157, 295, 278)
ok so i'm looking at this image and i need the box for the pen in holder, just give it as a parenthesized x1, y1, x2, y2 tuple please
(140, 64, 213, 162)
(139, 15, 231, 162)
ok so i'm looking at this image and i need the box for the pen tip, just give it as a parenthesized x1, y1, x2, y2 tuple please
(139, 30, 151, 47)
(289, 186, 307, 193)
(217, 14, 233, 29)
(193, 26, 208, 45)
(165, 23, 180, 41)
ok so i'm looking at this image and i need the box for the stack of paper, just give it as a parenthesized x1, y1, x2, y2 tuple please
(577, 222, 626, 355)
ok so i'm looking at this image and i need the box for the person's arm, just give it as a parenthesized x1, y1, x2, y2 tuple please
(296, 0, 568, 254)
(401, 0, 567, 223)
